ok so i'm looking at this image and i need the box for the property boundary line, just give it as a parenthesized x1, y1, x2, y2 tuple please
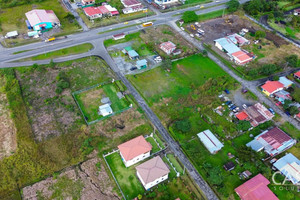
(103, 153, 127, 200)
(72, 80, 132, 125)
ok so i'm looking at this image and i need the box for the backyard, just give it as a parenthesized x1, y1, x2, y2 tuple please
(126, 54, 285, 199)
(105, 150, 202, 200)
(74, 82, 131, 124)
(0, 0, 81, 47)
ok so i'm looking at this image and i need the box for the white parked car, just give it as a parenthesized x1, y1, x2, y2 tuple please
(190, 34, 194, 38)
(180, 27, 185, 31)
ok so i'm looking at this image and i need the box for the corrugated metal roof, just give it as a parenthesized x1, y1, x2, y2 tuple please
(128, 50, 139, 57)
(279, 76, 293, 88)
(197, 130, 223, 154)
(274, 153, 300, 184)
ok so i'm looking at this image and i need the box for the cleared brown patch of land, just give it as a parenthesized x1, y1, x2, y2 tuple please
(22, 157, 120, 200)
(0, 76, 17, 160)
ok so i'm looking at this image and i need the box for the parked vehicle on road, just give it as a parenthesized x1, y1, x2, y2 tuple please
(224, 89, 230, 94)
(142, 22, 153, 27)
(45, 37, 55, 42)
(268, 108, 275, 115)
(190, 34, 194, 38)
(180, 27, 185, 31)
(130, 67, 137, 71)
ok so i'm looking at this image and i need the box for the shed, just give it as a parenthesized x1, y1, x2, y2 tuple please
(99, 103, 113, 116)
(128, 50, 139, 60)
(197, 130, 224, 154)
(223, 161, 235, 171)
(136, 59, 147, 69)
(278, 76, 293, 89)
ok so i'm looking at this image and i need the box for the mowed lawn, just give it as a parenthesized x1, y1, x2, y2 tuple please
(19, 43, 93, 61)
(145, 136, 161, 153)
(75, 82, 130, 123)
(105, 152, 144, 199)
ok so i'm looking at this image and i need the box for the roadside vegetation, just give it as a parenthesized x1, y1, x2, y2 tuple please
(18, 43, 93, 61)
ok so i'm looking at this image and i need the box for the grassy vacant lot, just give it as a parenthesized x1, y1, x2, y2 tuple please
(146, 136, 161, 153)
(106, 151, 203, 200)
(18, 43, 93, 61)
(74, 82, 131, 123)
(0, 56, 156, 199)
(0, 0, 80, 47)
(127, 54, 285, 199)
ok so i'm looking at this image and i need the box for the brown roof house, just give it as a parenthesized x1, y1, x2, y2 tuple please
(118, 135, 152, 167)
(136, 156, 170, 190)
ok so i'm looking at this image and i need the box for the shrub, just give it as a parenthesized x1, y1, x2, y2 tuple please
(255, 30, 266, 39)
(174, 119, 191, 133)
(227, 0, 240, 13)
(285, 55, 298, 68)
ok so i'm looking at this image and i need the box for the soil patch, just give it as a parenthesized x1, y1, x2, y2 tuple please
(22, 157, 120, 200)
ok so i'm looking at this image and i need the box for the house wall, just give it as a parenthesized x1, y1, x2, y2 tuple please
(137, 171, 169, 190)
(121, 151, 150, 167)
(155, 0, 178, 4)
(82, 0, 95, 5)
(215, 41, 223, 51)
(87, 13, 102, 19)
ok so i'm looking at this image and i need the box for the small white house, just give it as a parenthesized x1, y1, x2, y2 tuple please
(136, 156, 170, 190)
(99, 104, 113, 116)
(197, 129, 224, 154)
(118, 135, 152, 167)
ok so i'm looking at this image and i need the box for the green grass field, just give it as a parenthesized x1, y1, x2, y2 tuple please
(106, 152, 144, 199)
(166, 154, 183, 174)
(74, 82, 130, 123)
(19, 43, 93, 61)
(146, 136, 161, 153)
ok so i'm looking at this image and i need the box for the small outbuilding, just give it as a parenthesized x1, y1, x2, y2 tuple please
(5, 31, 18, 39)
(197, 129, 224, 154)
(136, 59, 147, 69)
(128, 50, 139, 60)
(223, 161, 235, 171)
(99, 103, 113, 116)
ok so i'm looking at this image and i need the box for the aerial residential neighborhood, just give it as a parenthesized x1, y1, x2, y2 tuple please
(0, 0, 300, 199)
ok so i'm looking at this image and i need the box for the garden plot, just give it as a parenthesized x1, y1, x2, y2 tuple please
(22, 157, 120, 200)
(0, 76, 17, 160)
(74, 82, 131, 124)
(16, 57, 114, 141)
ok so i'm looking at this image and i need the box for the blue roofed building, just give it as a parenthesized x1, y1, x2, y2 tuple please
(246, 127, 296, 156)
(273, 153, 300, 185)
(197, 129, 224, 154)
(136, 59, 147, 69)
(214, 37, 240, 55)
(128, 50, 139, 60)
(278, 76, 293, 89)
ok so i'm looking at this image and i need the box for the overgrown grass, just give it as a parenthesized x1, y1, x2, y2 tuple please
(146, 136, 161, 153)
(166, 154, 184, 174)
(18, 43, 93, 61)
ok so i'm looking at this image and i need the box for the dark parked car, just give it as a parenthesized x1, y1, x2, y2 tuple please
(285, 111, 291, 116)
(130, 67, 137, 71)
(224, 89, 230, 94)
(268, 108, 275, 115)
(225, 101, 232, 105)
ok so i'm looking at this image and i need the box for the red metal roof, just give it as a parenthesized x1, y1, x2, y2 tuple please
(260, 127, 292, 149)
(118, 136, 152, 161)
(231, 51, 252, 64)
(98, 5, 110, 14)
(261, 81, 284, 94)
(235, 174, 279, 200)
(122, 0, 141, 7)
(83, 6, 102, 16)
(236, 111, 249, 120)
(294, 71, 300, 78)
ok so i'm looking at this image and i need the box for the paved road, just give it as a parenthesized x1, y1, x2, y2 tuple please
(62, 0, 89, 31)
(100, 43, 218, 200)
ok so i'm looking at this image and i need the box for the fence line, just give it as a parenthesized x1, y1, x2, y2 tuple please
(72, 80, 132, 125)
(103, 154, 127, 200)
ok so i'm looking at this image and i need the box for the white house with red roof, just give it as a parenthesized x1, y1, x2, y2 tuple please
(235, 103, 274, 127)
(81, 0, 95, 5)
(136, 156, 170, 190)
(294, 71, 300, 80)
(118, 135, 152, 167)
(121, 0, 144, 14)
(261, 81, 284, 96)
(231, 51, 252, 65)
(83, 6, 103, 19)
(247, 127, 296, 156)
(235, 174, 279, 200)
(160, 41, 176, 55)
(83, 5, 119, 19)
